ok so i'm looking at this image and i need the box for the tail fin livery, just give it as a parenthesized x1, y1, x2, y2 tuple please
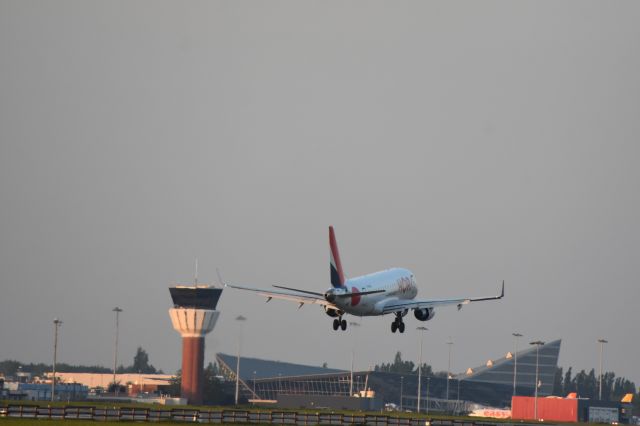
(329, 226, 346, 288)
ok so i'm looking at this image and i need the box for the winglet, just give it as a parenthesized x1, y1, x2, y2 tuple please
(468, 280, 505, 303)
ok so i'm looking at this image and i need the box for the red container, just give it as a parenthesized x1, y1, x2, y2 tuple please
(512, 396, 579, 422)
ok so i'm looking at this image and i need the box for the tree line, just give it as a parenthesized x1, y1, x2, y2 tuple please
(374, 352, 639, 409)
(0, 346, 161, 378)
(373, 351, 446, 377)
(552, 366, 637, 402)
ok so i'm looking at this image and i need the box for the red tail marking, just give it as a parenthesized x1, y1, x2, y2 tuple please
(329, 226, 345, 287)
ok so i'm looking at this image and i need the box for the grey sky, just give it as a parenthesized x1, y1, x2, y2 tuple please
(1, 1, 639, 387)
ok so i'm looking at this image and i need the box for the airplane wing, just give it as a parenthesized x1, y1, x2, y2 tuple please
(224, 283, 337, 308)
(382, 281, 504, 314)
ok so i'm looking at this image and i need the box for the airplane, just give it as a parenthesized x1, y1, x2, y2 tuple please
(224, 226, 504, 333)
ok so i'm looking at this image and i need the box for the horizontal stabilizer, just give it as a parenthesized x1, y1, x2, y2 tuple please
(335, 289, 385, 298)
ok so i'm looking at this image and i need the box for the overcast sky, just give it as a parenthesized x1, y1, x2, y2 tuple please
(1, 1, 639, 387)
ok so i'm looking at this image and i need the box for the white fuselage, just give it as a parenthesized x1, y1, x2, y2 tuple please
(330, 267, 417, 316)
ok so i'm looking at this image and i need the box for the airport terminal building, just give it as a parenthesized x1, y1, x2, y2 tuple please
(216, 339, 561, 411)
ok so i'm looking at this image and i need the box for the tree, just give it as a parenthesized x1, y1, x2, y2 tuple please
(586, 369, 597, 399)
(602, 371, 615, 401)
(612, 377, 636, 402)
(130, 347, 157, 374)
(167, 363, 235, 405)
(563, 367, 573, 395)
(553, 367, 563, 396)
(107, 382, 126, 394)
(0, 360, 22, 377)
(1, 359, 111, 377)
(373, 351, 435, 376)
(574, 369, 587, 397)
(375, 351, 414, 374)
(165, 369, 181, 397)
(416, 363, 433, 377)
(202, 362, 234, 405)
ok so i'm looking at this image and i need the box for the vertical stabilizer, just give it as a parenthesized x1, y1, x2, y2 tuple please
(329, 226, 346, 288)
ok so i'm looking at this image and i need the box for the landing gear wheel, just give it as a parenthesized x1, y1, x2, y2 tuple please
(333, 319, 340, 330)
(398, 322, 405, 333)
(341, 319, 347, 331)
(391, 322, 398, 333)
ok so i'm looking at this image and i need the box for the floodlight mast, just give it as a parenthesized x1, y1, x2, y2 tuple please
(349, 321, 360, 397)
(529, 340, 545, 421)
(51, 318, 62, 401)
(416, 326, 428, 412)
(235, 315, 247, 405)
(598, 338, 608, 400)
(112, 307, 123, 396)
(512, 333, 523, 396)
(446, 338, 454, 404)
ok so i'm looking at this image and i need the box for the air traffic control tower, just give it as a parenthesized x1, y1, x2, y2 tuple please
(169, 282, 222, 405)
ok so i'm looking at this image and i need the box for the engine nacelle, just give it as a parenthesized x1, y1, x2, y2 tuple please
(414, 307, 435, 321)
(324, 306, 344, 318)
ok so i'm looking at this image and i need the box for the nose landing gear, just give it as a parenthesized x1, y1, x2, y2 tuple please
(332, 317, 347, 331)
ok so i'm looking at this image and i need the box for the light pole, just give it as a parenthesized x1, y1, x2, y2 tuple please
(416, 326, 428, 413)
(457, 378, 460, 404)
(349, 321, 360, 397)
(426, 377, 431, 414)
(51, 318, 62, 401)
(512, 333, 523, 396)
(598, 338, 608, 400)
(235, 315, 247, 405)
(400, 376, 404, 411)
(112, 307, 123, 396)
(446, 338, 454, 402)
(253, 371, 257, 396)
(530, 340, 545, 421)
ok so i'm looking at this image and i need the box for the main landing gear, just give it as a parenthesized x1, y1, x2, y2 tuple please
(391, 313, 405, 333)
(332, 317, 347, 331)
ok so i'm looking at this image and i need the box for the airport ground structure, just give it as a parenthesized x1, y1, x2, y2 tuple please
(0, 382, 88, 402)
(216, 339, 562, 412)
(512, 395, 635, 424)
(0, 372, 176, 402)
(168, 284, 222, 405)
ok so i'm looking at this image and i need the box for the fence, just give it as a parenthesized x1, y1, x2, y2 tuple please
(0, 405, 513, 426)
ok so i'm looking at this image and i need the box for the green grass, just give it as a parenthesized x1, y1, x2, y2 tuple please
(0, 420, 149, 426)
(1, 401, 599, 425)
(0, 400, 484, 420)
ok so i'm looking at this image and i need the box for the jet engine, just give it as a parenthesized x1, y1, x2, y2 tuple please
(324, 306, 344, 318)
(414, 307, 435, 321)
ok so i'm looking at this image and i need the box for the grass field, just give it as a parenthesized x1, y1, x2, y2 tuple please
(0, 420, 139, 426)
(0, 401, 555, 425)
(0, 400, 446, 418)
